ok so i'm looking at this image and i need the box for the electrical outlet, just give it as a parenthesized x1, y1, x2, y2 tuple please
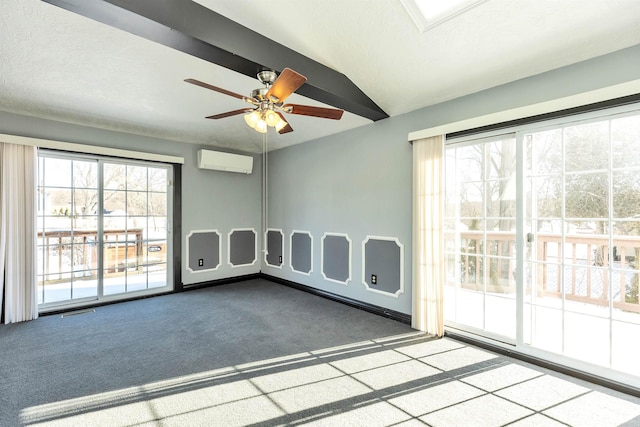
(279, 255, 283, 263)
(198, 258, 204, 267)
(371, 274, 377, 285)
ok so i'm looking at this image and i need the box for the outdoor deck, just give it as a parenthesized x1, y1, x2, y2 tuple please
(449, 230, 640, 312)
(37, 229, 166, 280)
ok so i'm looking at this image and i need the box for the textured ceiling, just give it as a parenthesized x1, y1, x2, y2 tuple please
(1, 0, 639, 153)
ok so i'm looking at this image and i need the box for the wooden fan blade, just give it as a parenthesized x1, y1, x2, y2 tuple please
(276, 112, 293, 134)
(284, 104, 344, 120)
(185, 78, 250, 102)
(265, 68, 307, 103)
(206, 108, 254, 119)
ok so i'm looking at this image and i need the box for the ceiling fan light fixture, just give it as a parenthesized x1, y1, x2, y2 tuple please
(255, 118, 268, 133)
(244, 110, 260, 128)
(275, 116, 288, 132)
(264, 109, 280, 127)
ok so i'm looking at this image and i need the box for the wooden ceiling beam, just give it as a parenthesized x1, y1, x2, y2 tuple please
(42, 0, 389, 121)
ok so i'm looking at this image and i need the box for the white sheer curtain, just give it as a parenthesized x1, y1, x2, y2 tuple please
(412, 135, 444, 336)
(0, 142, 38, 323)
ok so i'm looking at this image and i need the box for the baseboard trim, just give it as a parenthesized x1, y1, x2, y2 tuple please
(181, 273, 262, 291)
(261, 273, 412, 325)
(445, 330, 640, 398)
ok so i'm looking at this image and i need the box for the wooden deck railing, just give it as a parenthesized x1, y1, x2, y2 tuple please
(38, 229, 144, 281)
(447, 230, 640, 312)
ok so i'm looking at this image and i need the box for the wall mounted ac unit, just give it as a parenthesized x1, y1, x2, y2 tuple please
(197, 149, 253, 174)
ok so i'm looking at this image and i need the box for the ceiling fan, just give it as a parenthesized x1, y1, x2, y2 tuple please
(185, 68, 344, 134)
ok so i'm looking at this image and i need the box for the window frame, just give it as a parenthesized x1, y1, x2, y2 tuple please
(37, 149, 175, 312)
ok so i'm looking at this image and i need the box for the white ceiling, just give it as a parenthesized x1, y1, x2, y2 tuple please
(1, 0, 639, 153)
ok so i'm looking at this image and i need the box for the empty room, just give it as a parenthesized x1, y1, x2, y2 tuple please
(2, 0, 640, 425)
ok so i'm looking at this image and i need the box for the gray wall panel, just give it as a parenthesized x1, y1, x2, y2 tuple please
(291, 232, 312, 274)
(364, 238, 402, 295)
(188, 231, 220, 271)
(229, 229, 256, 266)
(322, 235, 350, 283)
(265, 229, 283, 267)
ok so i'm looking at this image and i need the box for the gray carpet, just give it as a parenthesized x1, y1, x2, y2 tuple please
(1, 279, 639, 426)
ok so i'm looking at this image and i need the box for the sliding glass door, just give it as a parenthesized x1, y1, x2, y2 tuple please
(523, 114, 640, 376)
(444, 135, 517, 341)
(101, 162, 170, 295)
(37, 152, 172, 309)
(443, 106, 640, 382)
(37, 155, 99, 303)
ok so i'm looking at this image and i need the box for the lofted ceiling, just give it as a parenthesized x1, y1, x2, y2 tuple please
(1, 0, 639, 154)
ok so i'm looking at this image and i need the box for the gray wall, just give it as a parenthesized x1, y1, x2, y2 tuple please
(2, 43, 638, 309)
(183, 148, 262, 284)
(265, 117, 413, 313)
(264, 44, 640, 315)
(0, 111, 263, 285)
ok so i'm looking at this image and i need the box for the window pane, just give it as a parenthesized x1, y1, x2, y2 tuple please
(456, 289, 484, 330)
(145, 241, 167, 266)
(564, 311, 609, 366)
(612, 170, 640, 219)
(127, 165, 148, 191)
(459, 182, 483, 217)
(44, 158, 72, 188)
(532, 261, 562, 295)
(74, 189, 98, 217)
(528, 175, 561, 219)
(564, 172, 609, 219)
(127, 191, 148, 216)
(564, 121, 609, 172)
(486, 256, 515, 288)
(486, 179, 515, 222)
(71, 243, 97, 271)
(444, 180, 457, 217)
(612, 321, 640, 377)
(489, 139, 516, 179)
(445, 253, 458, 286)
(611, 268, 639, 311)
(460, 234, 482, 255)
(526, 129, 562, 175)
(456, 145, 483, 181)
(40, 274, 71, 303)
(148, 168, 167, 192)
(612, 115, 640, 169)
(613, 220, 640, 237)
(487, 236, 515, 258)
(104, 190, 126, 213)
(461, 255, 483, 289)
(148, 193, 166, 216)
(104, 277, 125, 295)
(526, 305, 563, 353)
(146, 221, 167, 240)
(72, 160, 97, 189)
(104, 163, 126, 190)
(148, 263, 167, 288)
(46, 188, 72, 217)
